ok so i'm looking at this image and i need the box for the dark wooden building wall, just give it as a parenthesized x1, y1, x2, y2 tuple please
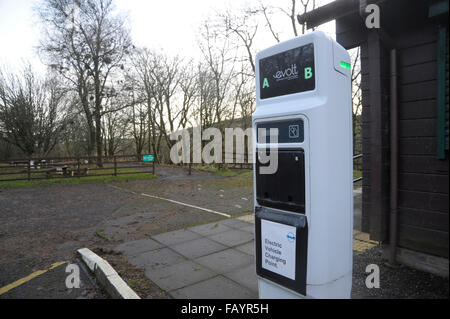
(337, 6, 449, 258)
(396, 24, 449, 258)
(359, 34, 391, 241)
(336, 14, 392, 240)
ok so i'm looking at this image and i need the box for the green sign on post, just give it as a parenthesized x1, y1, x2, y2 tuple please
(143, 154, 154, 162)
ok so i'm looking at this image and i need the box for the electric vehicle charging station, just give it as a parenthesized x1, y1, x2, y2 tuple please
(253, 31, 353, 299)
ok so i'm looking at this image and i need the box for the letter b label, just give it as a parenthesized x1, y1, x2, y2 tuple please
(304, 67, 313, 80)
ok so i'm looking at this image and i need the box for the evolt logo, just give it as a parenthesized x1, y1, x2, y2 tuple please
(273, 64, 298, 81)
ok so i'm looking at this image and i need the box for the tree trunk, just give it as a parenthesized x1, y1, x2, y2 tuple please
(95, 115, 103, 167)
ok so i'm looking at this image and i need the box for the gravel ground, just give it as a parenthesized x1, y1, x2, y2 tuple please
(352, 246, 449, 299)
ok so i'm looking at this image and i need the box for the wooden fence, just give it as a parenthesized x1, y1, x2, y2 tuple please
(0, 155, 155, 183)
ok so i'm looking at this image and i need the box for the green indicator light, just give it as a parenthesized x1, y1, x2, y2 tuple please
(340, 61, 351, 70)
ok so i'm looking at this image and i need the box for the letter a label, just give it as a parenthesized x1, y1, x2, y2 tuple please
(263, 77, 270, 88)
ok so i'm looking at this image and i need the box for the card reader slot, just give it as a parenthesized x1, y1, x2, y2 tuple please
(256, 149, 306, 214)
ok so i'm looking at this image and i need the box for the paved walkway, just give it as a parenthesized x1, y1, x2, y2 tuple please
(114, 218, 258, 299)
(113, 189, 378, 299)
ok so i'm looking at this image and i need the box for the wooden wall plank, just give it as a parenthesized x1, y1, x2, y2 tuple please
(399, 99, 437, 120)
(400, 80, 437, 102)
(401, 61, 437, 85)
(399, 190, 449, 213)
(399, 119, 437, 138)
(400, 42, 437, 67)
(399, 208, 449, 232)
(399, 155, 449, 174)
(398, 224, 449, 258)
(399, 172, 449, 194)
(399, 137, 437, 155)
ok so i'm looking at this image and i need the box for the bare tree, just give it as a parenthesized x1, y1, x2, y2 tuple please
(350, 47, 362, 155)
(0, 66, 69, 157)
(279, 0, 299, 36)
(178, 61, 198, 129)
(254, 0, 318, 43)
(102, 91, 128, 156)
(220, 10, 258, 74)
(258, 2, 281, 43)
(198, 21, 237, 130)
(129, 48, 162, 159)
(37, 0, 132, 166)
(149, 51, 183, 150)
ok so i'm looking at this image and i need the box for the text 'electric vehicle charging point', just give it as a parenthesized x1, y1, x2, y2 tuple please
(253, 31, 353, 299)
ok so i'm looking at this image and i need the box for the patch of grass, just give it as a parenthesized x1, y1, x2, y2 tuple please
(354, 170, 362, 180)
(0, 172, 156, 189)
(195, 165, 252, 178)
(128, 279, 141, 288)
(95, 229, 111, 241)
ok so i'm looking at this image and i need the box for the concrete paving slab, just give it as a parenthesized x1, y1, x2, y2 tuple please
(234, 242, 255, 256)
(194, 248, 253, 273)
(152, 229, 201, 246)
(145, 261, 216, 292)
(170, 237, 228, 259)
(224, 264, 258, 293)
(217, 219, 253, 229)
(187, 222, 232, 236)
(129, 247, 186, 270)
(114, 238, 164, 257)
(237, 214, 255, 224)
(169, 275, 257, 299)
(207, 229, 254, 247)
(240, 224, 255, 234)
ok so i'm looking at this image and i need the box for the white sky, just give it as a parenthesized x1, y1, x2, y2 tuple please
(0, 0, 335, 74)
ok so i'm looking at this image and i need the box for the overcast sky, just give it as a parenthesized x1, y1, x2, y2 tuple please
(0, 0, 335, 74)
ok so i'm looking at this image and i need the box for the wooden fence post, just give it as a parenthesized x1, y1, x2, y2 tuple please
(114, 156, 117, 176)
(152, 155, 155, 175)
(27, 158, 31, 181)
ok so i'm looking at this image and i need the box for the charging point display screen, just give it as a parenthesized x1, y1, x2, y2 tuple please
(259, 43, 315, 99)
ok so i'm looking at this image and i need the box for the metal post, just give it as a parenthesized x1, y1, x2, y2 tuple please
(389, 48, 399, 265)
(77, 158, 80, 178)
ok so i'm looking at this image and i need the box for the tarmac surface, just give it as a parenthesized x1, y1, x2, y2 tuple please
(0, 165, 252, 298)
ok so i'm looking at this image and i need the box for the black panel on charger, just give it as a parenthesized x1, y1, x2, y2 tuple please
(256, 148, 305, 214)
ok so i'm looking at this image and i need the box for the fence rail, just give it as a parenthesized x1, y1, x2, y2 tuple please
(0, 154, 156, 183)
(353, 154, 363, 183)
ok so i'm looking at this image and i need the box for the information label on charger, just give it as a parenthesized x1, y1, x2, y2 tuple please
(261, 219, 296, 280)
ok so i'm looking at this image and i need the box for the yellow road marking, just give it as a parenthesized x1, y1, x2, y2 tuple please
(0, 261, 67, 296)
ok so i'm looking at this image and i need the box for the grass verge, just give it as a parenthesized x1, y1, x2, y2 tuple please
(194, 165, 252, 178)
(0, 172, 156, 189)
(354, 170, 362, 180)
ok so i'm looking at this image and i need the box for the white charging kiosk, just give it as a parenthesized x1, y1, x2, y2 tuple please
(253, 31, 353, 299)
